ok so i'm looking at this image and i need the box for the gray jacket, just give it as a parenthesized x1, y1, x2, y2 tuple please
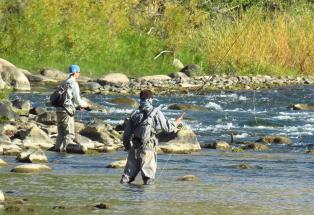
(123, 105, 177, 150)
(61, 76, 86, 115)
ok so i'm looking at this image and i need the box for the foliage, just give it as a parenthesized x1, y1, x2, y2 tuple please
(0, 0, 313, 77)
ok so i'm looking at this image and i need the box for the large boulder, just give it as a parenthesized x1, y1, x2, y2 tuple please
(0, 144, 23, 156)
(257, 135, 292, 144)
(21, 125, 54, 149)
(168, 104, 208, 112)
(40, 68, 68, 81)
(0, 59, 31, 91)
(11, 164, 51, 173)
(157, 127, 201, 154)
(98, 73, 129, 85)
(16, 149, 48, 163)
(138, 75, 171, 82)
(108, 97, 138, 107)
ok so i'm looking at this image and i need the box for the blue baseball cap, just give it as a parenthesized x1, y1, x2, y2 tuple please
(68, 64, 80, 74)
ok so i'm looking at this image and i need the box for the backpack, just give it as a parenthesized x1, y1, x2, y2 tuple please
(133, 108, 158, 145)
(49, 83, 69, 107)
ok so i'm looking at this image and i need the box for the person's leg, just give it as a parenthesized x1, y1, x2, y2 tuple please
(56, 110, 74, 152)
(55, 110, 67, 152)
(140, 150, 157, 185)
(120, 148, 141, 184)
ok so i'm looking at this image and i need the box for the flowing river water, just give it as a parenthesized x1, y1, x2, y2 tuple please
(1, 86, 314, 214)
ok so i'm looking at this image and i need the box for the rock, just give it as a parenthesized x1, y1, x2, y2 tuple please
(0, 101, 18, 121)
(205, 140, 230, 150)
(0, 190, 4, 203)
(82, 98, 107, 113)
(176, 175, 197, 181)
(22, 125, 54, 149)
(288, 103, 314, 111)
(80, 123, 121, 145)
(80, 82, 101, 92)
(157, 127, 201, 154)
(65, 143, 88, 154)
(36, 111, 57, 125)
(232, 147, 244, 153)
(138, 75, 171, 82)
(180, 64, 200, 77)
(233, 163, 252, 169)
(169, 72, 190, 81)
(12, 99, 31, 112)
(40, 68, 68, 81)
(11, 164, 51, 173)
(98, 73, 129, 85)
(306, 149, 314, 154)
(168, 104, 208, 112)
(26, 74, 58, 84)
(16, 149, 48, 163)
(0, 158, 8, 166)
(0, 76, 7, 89)
(29, 107, 46, 115)
(257, 135, 292, 144)
(0, 133, 12, 144)
(94, 203, 111, 210)
(242, 143, 269, 151)
(106, 159, 127, 168)
(172, 58, 185, 69)
(74, 134, 97, 150)
(0, 144, 23, 156)
(108, 97, 139, 107)
(0, 59, 31, 91)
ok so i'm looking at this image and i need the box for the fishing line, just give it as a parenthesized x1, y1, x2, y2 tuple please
(156, 153, 173, 181)
(252, 89, 258, 125)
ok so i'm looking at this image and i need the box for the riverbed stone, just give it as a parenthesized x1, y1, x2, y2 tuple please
(0, 59, 31, 91)
(0, 133, 12, 144)
(108, 97, 139, 107)
(98, 73, 129, 85)
(1, 144, 23, 156)
(11, 164, 51, 173)
(205, 140, 230, 150)
(242, 142, 269, 151)
(0, 190, 4, 203)
(0, 101, 18, 121)
(106, 159, 127, 168)
(180, 64, 200, 77)
(0, 158, 8, 166)
(168, 104, 208, 111)
(157, 127, 201, 154)
(288, 103, 314, 111)
(177, 175, 197, 181)
(82, 97, 107, 113)
(257, 135, 292, 144)
(306, 149, 314, 154)
(12, 99, 31, 113)
(138, 75, 171, 82)
(16, 149, 48, 163)
(22, 125, 54, 149)
(66, 143, 88, 154)
(80, 82, 102, 92)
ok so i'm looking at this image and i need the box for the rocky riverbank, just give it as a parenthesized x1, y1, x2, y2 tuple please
(1, 58, 314, 95)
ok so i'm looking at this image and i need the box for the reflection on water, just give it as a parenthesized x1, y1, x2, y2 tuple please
(2, 86, 314, 214)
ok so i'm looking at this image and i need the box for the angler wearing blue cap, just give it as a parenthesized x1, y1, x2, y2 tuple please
(53, 64, 90, 152)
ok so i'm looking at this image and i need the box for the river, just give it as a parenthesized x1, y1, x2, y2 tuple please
(1, 85, 314, 214)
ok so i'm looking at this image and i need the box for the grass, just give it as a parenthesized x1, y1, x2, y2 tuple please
(0, 0, 313, 78)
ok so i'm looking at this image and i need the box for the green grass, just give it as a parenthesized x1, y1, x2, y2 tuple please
(0, 0, 313, 78)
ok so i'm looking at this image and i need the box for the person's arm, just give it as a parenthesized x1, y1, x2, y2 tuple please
(72, 82, 88, 108)
(155, 110, 179, 133)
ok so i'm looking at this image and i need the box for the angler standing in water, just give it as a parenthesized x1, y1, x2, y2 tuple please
(51, 64, 90, 152)
(121, 90, 183, 185)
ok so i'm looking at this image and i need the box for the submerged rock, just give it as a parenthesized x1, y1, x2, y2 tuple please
(157, 127, 201, 154)
(177, 175, 197, 181)
(16, 149, 48, 163)
(106, 159, 127, 168)
(82, 97, 107, 113)
(233, 163, 252, 169)
(11, 164, 51, 173)
(242, 142, 269, 151)
(108, 97, 138, 107)
(257, 135, 292, 144)
(288, 103, 314, 111)
(168, 104, 208, 112)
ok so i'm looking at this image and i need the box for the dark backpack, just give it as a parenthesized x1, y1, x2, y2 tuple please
(50, 83, 69, 107)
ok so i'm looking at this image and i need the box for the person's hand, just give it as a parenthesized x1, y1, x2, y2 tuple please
(175, 117, 183, 126)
